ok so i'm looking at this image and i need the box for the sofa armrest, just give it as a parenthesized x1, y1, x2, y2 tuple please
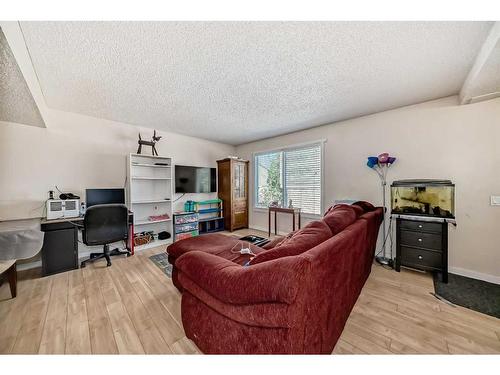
(176, 251, 309, 305)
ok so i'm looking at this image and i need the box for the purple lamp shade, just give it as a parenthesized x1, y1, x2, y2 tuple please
(378, 153, 389, 164)
(367, 154, 396, 169)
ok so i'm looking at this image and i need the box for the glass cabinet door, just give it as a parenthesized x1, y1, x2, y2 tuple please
(233, 162, 246, 199)
(233, 163, 240, 198)
(240, 163, 246, 198)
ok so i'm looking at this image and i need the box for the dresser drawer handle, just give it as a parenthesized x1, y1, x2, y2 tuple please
(418, 255, 423, 260)
(418, 238, 423, 242)
(418, 224, 423, 228)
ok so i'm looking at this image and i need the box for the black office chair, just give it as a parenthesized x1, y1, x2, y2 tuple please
(80, 204, 130, 268)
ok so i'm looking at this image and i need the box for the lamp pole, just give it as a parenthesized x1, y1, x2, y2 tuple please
(367, 153, 395, 267)
(376, 174, 392, 266)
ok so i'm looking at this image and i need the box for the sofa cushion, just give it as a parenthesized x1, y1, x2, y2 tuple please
(262, 235, 286, 250)
(350, 204, 364, 217)
(264, 229, 298, 249)
(168, 233, 238, 258)
(322, 204, 357, 235)
(323, 203, 362, 218)
(353, 200, 376, 212)
(168, 233, 268, 267)
(177, 250, 308, 305)
(180, 277, 291, 328)
(249, 220, 332, 265)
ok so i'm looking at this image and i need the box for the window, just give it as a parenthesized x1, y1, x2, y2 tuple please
(254, 142, 323, 215)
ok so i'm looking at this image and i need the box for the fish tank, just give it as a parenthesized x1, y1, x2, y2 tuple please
(391, 179, 455, 218)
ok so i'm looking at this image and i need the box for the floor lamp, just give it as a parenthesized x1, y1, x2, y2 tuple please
(367, 153, 396, 267)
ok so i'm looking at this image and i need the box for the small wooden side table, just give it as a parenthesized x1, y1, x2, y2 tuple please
(0, 260, 17, 298)
(268, 206, 301, 237)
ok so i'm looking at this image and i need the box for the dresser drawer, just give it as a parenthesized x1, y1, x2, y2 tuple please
(400, 220, 442, 233)
(400, 230, 443, 251)
(401, 247, 442, 270)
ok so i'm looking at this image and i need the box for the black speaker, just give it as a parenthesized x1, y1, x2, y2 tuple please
(59, 192, 80, 200)
(158, 231, 171, 240)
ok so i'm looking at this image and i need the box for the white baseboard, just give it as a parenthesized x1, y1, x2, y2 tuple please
(449, 266, 500, 285)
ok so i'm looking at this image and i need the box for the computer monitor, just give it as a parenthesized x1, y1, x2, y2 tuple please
(86, 188, 125, 208)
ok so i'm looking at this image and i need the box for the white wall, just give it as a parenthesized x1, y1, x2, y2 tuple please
(236, 96, 500, 283)
(0, 110, 234, 269)
(0, 21, 235, 220)
(2, 20, 499, 281)
(0, 109, 235, 220)
(0, 21, 236, 269)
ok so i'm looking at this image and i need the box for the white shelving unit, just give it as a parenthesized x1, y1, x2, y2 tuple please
(131, 177, 171, 180)
(127, 153, 174, 251)
(132, 199, 171, 204)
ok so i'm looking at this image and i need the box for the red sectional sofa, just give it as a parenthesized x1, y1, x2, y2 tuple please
(167, 202, 383, 354)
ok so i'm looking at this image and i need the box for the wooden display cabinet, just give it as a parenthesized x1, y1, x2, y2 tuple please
(217, 158, 249, 232)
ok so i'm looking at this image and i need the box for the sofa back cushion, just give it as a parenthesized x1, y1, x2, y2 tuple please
(262, 235, 286, 250)
(352, 200, 376, 212)
(322, 204, 358, 235)
(350, 204, 364, 217)
(249, 220, 332, 265)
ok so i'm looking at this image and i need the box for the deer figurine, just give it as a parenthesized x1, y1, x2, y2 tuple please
(137, 130, 162, 156)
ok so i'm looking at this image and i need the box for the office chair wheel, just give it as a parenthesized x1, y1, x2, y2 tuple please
(106, 260, 112, 267)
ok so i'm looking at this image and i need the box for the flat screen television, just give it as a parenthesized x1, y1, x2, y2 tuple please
(86, 188, 125, 208)
(175, 165, 216, 193)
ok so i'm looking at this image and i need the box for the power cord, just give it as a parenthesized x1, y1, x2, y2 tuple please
(173, 193, 186, 203)
(229, 241, 256, 256)
(66, 220, 84, 229)
(31, 198, 49, 217)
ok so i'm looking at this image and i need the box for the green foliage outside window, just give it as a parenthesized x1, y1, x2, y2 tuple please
(258, 153, 283, 206)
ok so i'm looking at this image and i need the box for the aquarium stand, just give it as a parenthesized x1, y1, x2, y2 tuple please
(394, 215, 449, 283)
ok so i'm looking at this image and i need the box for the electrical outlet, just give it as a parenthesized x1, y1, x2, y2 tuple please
(491, 196, 500, 206)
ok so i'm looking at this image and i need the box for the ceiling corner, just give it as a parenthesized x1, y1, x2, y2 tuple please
(459, 22, 500, 105)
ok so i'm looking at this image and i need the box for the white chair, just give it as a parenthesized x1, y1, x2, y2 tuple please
(0, 219, 44, 299)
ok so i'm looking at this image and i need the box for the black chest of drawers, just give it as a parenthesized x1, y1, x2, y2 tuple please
(395, 217, 448, 283)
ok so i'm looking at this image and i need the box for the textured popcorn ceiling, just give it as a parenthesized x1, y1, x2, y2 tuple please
(19, 22, 492, 145)
(0, 28, 45, 128)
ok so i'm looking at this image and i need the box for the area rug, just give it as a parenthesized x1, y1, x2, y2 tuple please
(149, 252, 172, 278)
(433, 273, 500, 318)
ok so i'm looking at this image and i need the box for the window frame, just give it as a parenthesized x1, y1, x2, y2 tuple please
(253, 139, 326, 218)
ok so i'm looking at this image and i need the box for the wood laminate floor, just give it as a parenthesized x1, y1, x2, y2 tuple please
(1, 229, 499, 354)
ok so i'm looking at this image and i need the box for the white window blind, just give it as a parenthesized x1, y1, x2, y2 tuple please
(284, 144, 322, 215)
(254, 142, 322, 215)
